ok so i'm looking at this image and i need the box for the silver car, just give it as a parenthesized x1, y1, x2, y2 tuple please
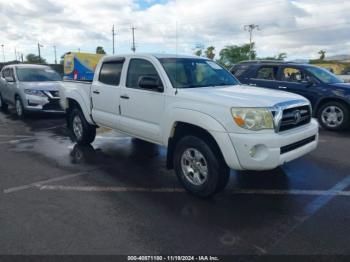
(0, 64, 64, 117)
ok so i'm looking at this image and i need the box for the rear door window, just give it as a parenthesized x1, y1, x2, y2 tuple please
(255, 66, 279, 80)
(126, 59, 162, 90)
(99, 61, 124, 86)
(2, 68, 9, 78)
(282, 67, 307, 82)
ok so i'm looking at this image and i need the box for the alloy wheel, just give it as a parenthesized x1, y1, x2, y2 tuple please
(181, 148, 209, 186)
(321, 105, 344, 128)
(72, 115, 83, 141)
(16, 99, 23, 117)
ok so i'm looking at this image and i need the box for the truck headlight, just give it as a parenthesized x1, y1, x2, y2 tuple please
(24, 89, 46, 97)
(231, 108, 274, 131)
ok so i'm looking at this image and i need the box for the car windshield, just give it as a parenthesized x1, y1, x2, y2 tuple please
(159, 58, 239, 88)
(306, 66, 343, 84)
(16, 67, 62, 82)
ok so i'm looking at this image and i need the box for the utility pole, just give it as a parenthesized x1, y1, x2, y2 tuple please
(1, 44, 5, 62)
(131, 27, 136, 53)
(54, 45, 57, 64)
(38, 43, 43, 63)
(244, 24, 260, 60)
(112, 25, 116, 54)
(21, 53, 24, 63)
(14, 48, 18, 61)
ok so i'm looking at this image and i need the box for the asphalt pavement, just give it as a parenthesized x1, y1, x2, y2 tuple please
(1, 108, 350, 259)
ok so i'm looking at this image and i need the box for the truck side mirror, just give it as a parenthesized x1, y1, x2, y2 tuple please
(138, 76, 163, 92)
(5, 76, 14, 82)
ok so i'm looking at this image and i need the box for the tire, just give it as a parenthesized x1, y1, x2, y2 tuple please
(317, 101, 349, 131)
(173, 135, 230, 198)
(0, 93, 8, 111)
(69, 108, 96, 145)
(15, 96, 26, 118)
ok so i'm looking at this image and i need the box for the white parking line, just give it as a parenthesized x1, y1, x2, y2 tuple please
(37, 185, 350, 196)
(3, 171, 96, 194)
(39, 185, 185, 193)
(0, 134, 34, 138)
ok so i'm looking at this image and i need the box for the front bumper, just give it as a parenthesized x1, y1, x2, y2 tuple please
(223, 119, 319, 170)
(24, 95, 64, 113)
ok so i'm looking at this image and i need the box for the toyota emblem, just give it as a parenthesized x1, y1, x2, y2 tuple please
(293, 110, 302, 124)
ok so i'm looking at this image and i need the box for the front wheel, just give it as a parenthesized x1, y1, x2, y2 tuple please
(318, 102, 349, 131)
(69, 108, 96, 145)
(15, 97, 25, 118)
(173, 135, 230, 198)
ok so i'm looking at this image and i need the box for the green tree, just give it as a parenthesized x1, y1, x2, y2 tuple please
(277, 52, 287, 60)
(96, 46, 106, 54)
(26, 53, 47, 64)
(218, 43, 255, 67)
(259, 52, 287, 61)
(194, 49, 202, 57)
(205, 46, 215, 60)
(318, 50, 326, 60)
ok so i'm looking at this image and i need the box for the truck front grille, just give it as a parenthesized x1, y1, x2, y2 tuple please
(279, 105, 311, 132)
(43, 100, 63, 111)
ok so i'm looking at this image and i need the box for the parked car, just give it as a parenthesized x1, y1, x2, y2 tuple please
(59, 54, 318, 197)
(231, 61, 350, 131)
(0, 64, 64, 117)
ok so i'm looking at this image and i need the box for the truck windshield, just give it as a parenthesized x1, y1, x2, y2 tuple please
(16, 68, 62, 82)
(306, 66, 343, 84)
(159, 58, 239, 88)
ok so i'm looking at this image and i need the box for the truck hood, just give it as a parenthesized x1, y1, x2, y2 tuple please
(178, 84, 308, 108)
(19, 81, 62, 91)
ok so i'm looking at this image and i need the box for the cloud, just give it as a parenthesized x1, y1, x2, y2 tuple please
(0, 0, 349, 62)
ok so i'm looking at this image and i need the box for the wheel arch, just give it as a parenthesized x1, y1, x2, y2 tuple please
(315, 97, 350, 116)
(65, 98, 95, 127)
(166, 121, 227, 170)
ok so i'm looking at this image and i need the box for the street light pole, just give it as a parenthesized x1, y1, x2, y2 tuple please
(244, 24, 260, 60)
(112, 25, 116, 55)
(1, 44, 5, 62)
(131, 27, 136, 53)
(54, 45, 57, 64)
(38, 43, 43, 64)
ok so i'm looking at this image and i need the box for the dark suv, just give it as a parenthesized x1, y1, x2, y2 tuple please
(231, 61, 350, 131)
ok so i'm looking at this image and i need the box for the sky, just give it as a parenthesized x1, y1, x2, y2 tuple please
(0, 0, 349, 63)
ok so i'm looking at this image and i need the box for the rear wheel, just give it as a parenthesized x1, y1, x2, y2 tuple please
(174, 135, 230, 198)
(69, 108, 96, 145)
(15, 97, 25, 118)
(0, 93, 8, 111)
(318, 101, 349, 131)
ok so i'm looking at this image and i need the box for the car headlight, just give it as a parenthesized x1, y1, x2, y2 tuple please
(231, 108, 274, 131)
(24, 89, 46, 97)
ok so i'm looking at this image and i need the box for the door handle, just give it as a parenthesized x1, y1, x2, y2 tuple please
(120, 95, 129, 99)
(249, 83, 257, 86)
(93, 90, 100, 94)
(278, 86, 287, 89)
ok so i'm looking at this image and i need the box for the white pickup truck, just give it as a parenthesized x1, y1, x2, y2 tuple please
(59, 53, 319, 197)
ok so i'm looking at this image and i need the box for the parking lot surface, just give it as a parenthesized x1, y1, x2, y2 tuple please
(1, 108, 350, 256)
